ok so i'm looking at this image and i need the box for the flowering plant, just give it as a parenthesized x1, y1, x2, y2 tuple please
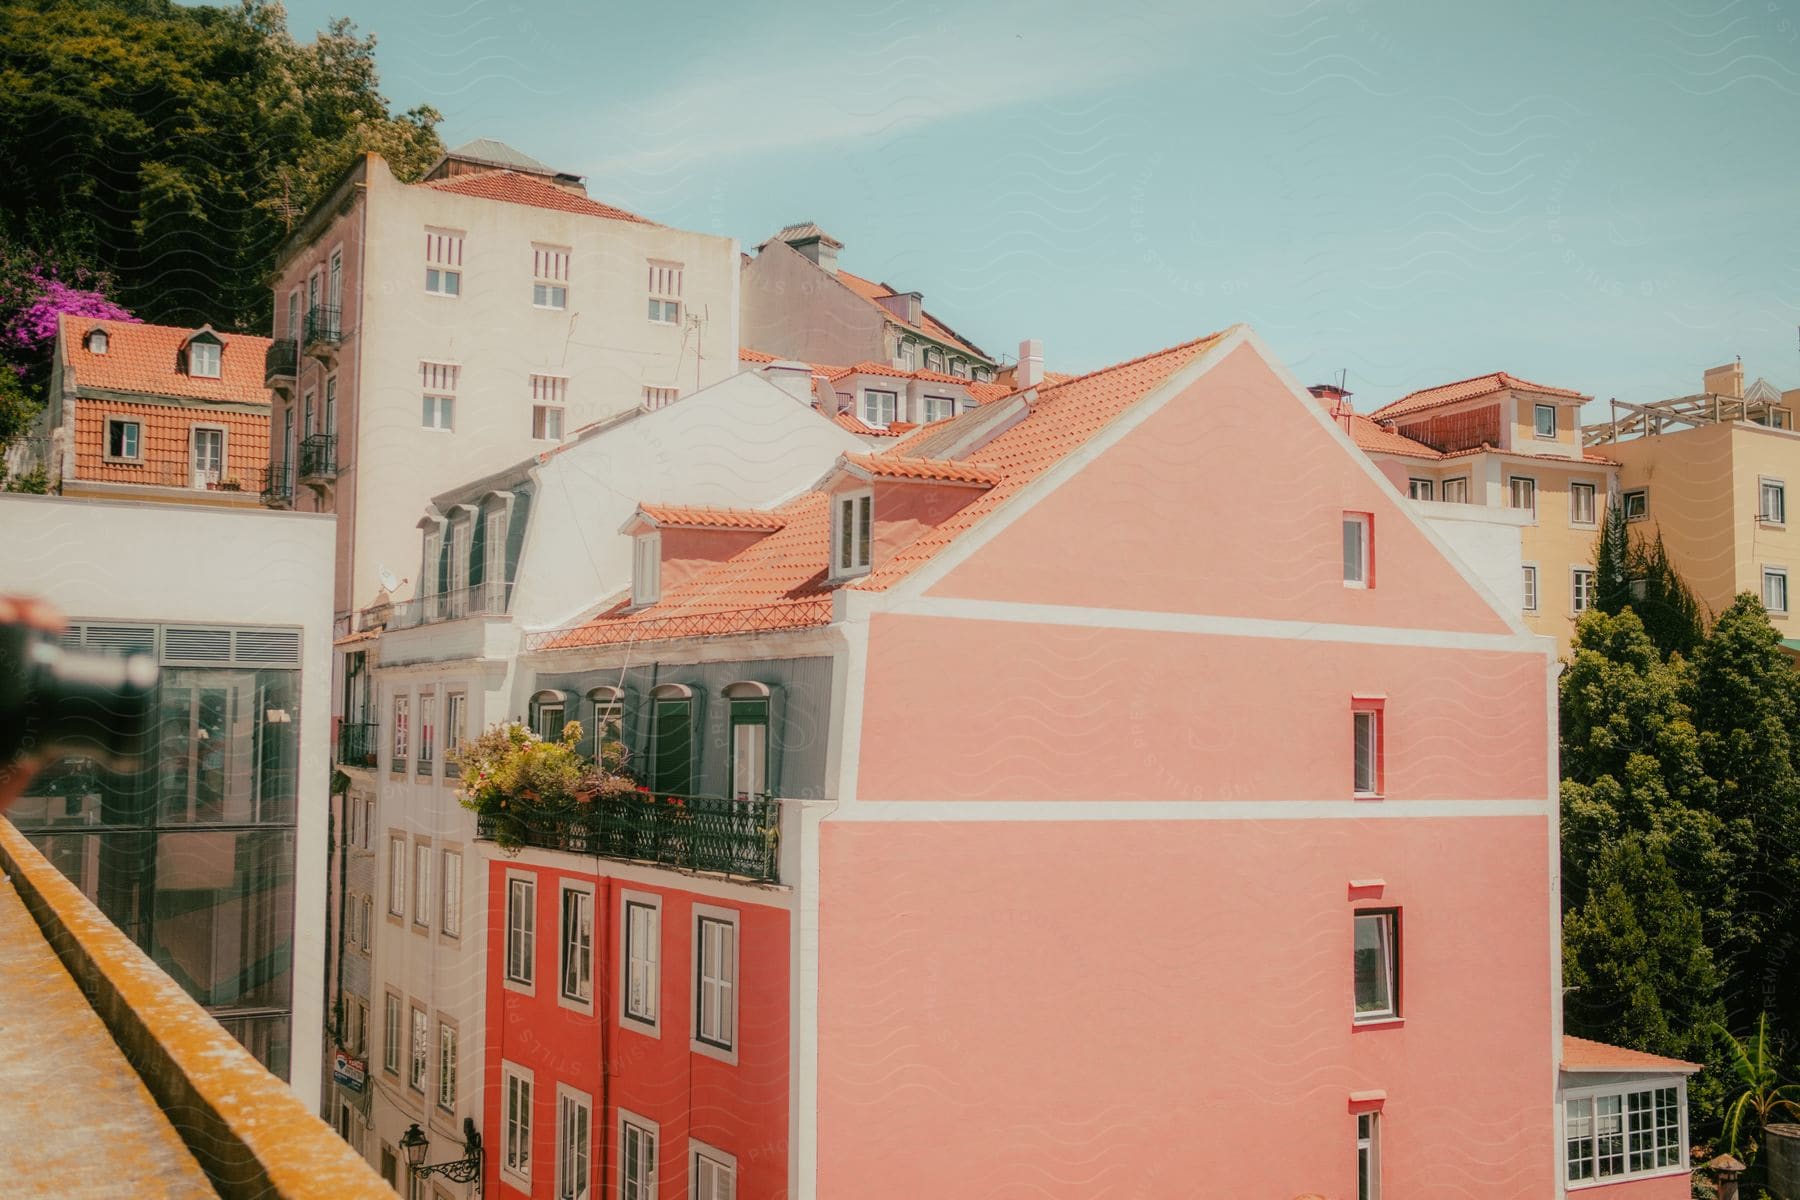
(452, 720, 641, 847)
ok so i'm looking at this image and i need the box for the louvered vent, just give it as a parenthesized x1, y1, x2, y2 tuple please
(163, 627, 232, 664)
(233, 629, 301, 666)
(81, 625, 157, 655)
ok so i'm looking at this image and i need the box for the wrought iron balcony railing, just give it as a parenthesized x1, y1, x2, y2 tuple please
(336, 720, 377, 769)
(299, 434, 337, 480)
(370, 581, 513, 631)
(304, 305, 342, 347)
(263, 338, 298, 382)
(261, 463, 293, 506)
(475, 792, 781, 883)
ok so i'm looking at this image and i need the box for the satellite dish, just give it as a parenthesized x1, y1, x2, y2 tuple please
(378, 564, 400, 593)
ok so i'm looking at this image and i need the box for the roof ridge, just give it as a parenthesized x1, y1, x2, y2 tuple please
(1027, 327, 1238, 397)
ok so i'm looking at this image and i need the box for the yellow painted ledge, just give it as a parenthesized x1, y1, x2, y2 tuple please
(0, 819, 392, 1199)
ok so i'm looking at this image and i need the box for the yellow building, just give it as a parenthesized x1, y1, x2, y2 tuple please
(1316, 372, 1619, 653)
(1587, 361, 1800, 640)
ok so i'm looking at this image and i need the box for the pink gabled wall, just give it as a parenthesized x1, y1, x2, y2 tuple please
(929, 343, 1515, 635)
(816, 817, 1556, 1198)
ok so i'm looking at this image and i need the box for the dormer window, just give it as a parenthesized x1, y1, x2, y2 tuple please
(950, 360, 969, 378)
(86, 328, 109, 355)
(188, 338, 222, 378)
(861, 390, 897, 429)
(632, 533, 661, 607)
(832, 491, 873, 578)
(973, 367, 992, 383)
(922, 395, 955, 423)
(924, 347, 944, 373)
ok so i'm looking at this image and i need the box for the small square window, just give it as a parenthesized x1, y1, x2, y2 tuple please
(1534, 403, 1557, 439)
(1764, 567, 1788, 615)
(1622, 489, 1648, 521)
(1509, 476, 1536, 514)
(532, 405, 564, 441)
(1342, 513, 1372, 588)
(189, 340, 221, 378)
(1353, 909, 1399, 1020)
(422, 394, 455, 431)
(534, 282, 568, 308)
(862, 390, 898, 429)
(923, 395, 955, 423)
(1441, 477, 1469, 503)
(426, 267, 462, 296)
(1407, 478, 1433, 501)
(106, 419, 141, 460)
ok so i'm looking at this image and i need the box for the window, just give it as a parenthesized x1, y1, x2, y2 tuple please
(632, 534, 661, 607)
(532, 690, 567, 742)
(560, 885, 594, 1005)
(485, 509, 507, 601)
(833, 491, 873, 577)
(105, 418, 140, 460)
(412, 841, 431, 929)
(1441, 476, 1470, 503)
(623, 895, 660, 1030)
(649, 684, 694, 795)
(440, 849, 462, 937)
(693, 1143, 736, 1200)
(444, 693, 466, 774)
(387, 835, 405, 916)
(1565, 1085, 1682, 1183)
(556, 1089, 592, 1200)
(726, 683, 770, 801)
(360, 895, 372, 950)
(391, 693, 410, 767)
(421, 361, 458, 431)
(1407, 478, 1433, 501)
(408, 1004, 428, 1091)
(1509, 476, 1537, 514)
(1573, 568, 1597, 614)
(897, 342, 917, 370)
(533, 244, 570, 309)
(924, 347, 944, 372)
(425, 228, 463, 296)
(861, 389, 898, 428)
(922, 394, 955, 423)
(88, 328, 110, 355)
(1622, 489, 1648, 521)
(502, 1063, 533, 1184)
(1762, 477, 1786, 524)
(648, 260, 683, 323)
(974, 367, 992, 382)
(1358, 1113, 1381, 1199)
(620, 1114, 656, 1200)
(506, 875, 536, 987)
(531, 374, 567, 441)
(1764, 567, 1788, 615)
(694, 909, 738, 1055)
(436, 1021, 457, 1111)
(383, 992, 401, 1074)
(1569, 481, 1597, 526)
(588, 687, 623, 749)
(1342, 514, 1372, 588)
(642, 386, 679, 410)
(1522, 565, 1539, 613)
(1353, 910, 1399, 1020)
(1534, 403, 1558, 439)
(189, 339, 222, 378)
(191, 426, 224, 487)
(417, 693, 436, 776)
(950, 359, 969, 379)
(1352, 705, 1382, 797)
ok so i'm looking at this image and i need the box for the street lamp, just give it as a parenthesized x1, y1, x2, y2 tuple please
(400, 1118, 484, 1194)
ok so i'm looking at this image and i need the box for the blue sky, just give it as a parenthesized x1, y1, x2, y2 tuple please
(278, 0, 1800, 409)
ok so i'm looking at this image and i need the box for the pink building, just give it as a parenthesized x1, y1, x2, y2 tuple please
(458, 326, 1694, 1197)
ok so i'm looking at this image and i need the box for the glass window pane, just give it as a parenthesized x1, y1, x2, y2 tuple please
(150, 829, 295, 1012)
(1353, 912, 1392, 1015)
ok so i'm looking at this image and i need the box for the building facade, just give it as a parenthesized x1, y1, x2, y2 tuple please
(0, 493, 335, 1100)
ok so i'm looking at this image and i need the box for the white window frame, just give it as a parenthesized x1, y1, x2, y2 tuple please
(1509, 475, 1537, 516)
(618, 1109, 658, 1200)
(424, 227, 464, 297)
(1352, 702, 1383, 799)
(440, 848, 462, 939)
(1441, 476, 1470, 503)
(189, 338, 222, 378)
(559, 882, 595, 1011)
(391, 692, 410, 767)
(1761, 476, 1787, 526)
(1572, 567, 1597, 616)
(533, 405, 565, 441)
(922, 394, 955, 423)
(647, 260, 683, 324)
(412, 838, 432, 930)
(1764, 566, 1789, 615)
(831, 489, 873, 579)
(436, 1018, 458, 1113)
(1358, 1112, 1382, 1199)
(189, 423, 226, 488)
(1563, 1078, 1688, 1188)
(1406, 478, 1433, 501)
(1342, 513, 1372, 589)
(553, 1085, 592, 1200)
(620, 889, 662, 1036)
(387, 834, 406, 917)
(861, 389, 898, 429)
(692, 905, 740, 1063)
(533, 243, 570, 310)
(725, 681, 770, 802)
(691, 1139, 737, 1200)
(500, 1060, 534, 1187)
(1353, 909, 1399, 1021)
(1569, 481, 1598, 527)
(505, 872, 537, 994)
(1622, 488, 1648, 522)
(421, 361, 458, 432)
(632, 533, 661, 607)
(407, 1002, 429, 1092)
(1534, 403, 1558, 440)
(1522, 563, 1539, 613)
(382, 991, 402, 1075)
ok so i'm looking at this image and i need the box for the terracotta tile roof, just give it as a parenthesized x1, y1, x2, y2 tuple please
(832, 411, 906, 437)
(72, 397, 270, 486)
(541, 330, 1230, 649)
(833, 269, 991, 362)
(738, 347, 778, 364)
(842, 451, 998, 486)
(637, 503, 787, 531)
(1342, 412, 1442, 459)
(1437, 444, 1620, 467)
(1562, 1036, 1700, 1074)
(61, 316, 271, 406)
(416, 171, 654, 225)
(1372, 371, 1589, 421)
(967, 380, 1016, 404)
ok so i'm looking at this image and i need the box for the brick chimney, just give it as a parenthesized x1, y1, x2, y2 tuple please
(1307, 383, 1353, 414)
(1016, 338, 1045, 390)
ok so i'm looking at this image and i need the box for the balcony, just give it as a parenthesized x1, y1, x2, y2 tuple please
(336, 720, 377, 769)
(261, 462, 293, 507)
(370, 581, 513, 631)
(0, 818, 390, 1198)
(303, 305, 342, 357)
(476, 792, 782, 883)
(263, 338, 298, 386)
(298, 434, 337, 482)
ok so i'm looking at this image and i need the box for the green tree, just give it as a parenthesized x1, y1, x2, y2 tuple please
(1713, 1015, 1800, 1160)
(1591, 501, 1705, 657)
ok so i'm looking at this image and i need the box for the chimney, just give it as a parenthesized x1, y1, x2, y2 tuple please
(1307, 383, 1353, 414)
(1016, 338, 1045, 390)
(777, 225, 843, 274)
(760, 361, 816, 405)
(876, 292, 923, 326)
(1704, 359, 1744, 399)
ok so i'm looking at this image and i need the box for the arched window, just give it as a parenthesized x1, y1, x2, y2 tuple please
(529, 690, 566, 742)
(586, 686, 623, 748)
(647, 683, 693, 795)
(86, 328, 109, 355)
(724, 682, 771, 801)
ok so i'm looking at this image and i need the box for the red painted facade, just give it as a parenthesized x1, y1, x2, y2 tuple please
(483, 858, 791, 1199)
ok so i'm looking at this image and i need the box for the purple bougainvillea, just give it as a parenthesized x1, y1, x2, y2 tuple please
(2, 270, 138, 362)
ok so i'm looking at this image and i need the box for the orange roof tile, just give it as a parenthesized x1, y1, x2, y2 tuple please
(61, 316, 271, 406)
(738, 347, 778, 364)
(832, 411, 906, 437)
(833, 270, 991, 362)
(1373, 371, 1589, 421)
(1342, 412, 1442, 459)
(541, 329, 1230, 649)
(637, 503, 787, 531)
(1437, 444, 1620, 467)
(416, 171, 654, 225)
(72, 398, 269, 487)
(1562, 1036, 1700, 1074)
